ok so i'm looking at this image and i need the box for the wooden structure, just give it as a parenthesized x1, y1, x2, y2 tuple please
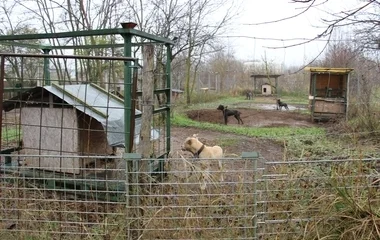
(250, 74, 282, 96)
(2, 84, 154, 175)
(261, 83, 273, 95)
(305, 67, 353, 121)
(171, 88, 184, 101)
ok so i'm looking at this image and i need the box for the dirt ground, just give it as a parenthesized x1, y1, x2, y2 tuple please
(171, 107, 320, 161)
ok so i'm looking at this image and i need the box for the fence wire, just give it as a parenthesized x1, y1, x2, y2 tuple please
(1, 155, 260, 240)
(2, 153, 380, 239)
(257, 157, 380, 240)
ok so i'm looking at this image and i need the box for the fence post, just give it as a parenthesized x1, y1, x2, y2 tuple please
(242, 152, 259, 240)
(124, 152, 142, 240)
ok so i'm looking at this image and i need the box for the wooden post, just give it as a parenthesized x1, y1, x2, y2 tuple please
(140, 44, 154, 160)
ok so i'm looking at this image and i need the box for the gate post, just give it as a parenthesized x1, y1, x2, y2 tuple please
(242, 152, 259, 240)
(42, 48, 51, 86)
(124, 152, 142, 239)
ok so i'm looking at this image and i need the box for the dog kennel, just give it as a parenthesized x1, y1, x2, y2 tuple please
(305, 67, 353, 121)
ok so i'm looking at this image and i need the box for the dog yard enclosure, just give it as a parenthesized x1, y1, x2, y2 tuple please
(305, 67, 353, 121)
(0, 25, 174, 199)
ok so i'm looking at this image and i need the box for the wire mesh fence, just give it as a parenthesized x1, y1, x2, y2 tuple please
(2, 152, 380, 239)
(257, 157, 380, 240)
(1, 154, 260, 239)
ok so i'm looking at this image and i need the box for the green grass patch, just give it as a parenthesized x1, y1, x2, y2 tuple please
(172, 113, 324, 139)
(2, 127, 22, 143)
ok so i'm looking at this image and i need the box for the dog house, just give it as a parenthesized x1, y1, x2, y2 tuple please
(171, 89, 184, 102)
(250, 74, 282, 96)
(305, 67, 353, 121)
(2, 83, 158, 175)
(261, 83, 273, 95)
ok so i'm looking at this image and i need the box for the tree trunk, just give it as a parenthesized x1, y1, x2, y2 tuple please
(140, 44, 155, 160)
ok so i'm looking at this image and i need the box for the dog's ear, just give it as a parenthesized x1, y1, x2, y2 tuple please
(192, 134, 198, 139)
(186, 138, 192, 146)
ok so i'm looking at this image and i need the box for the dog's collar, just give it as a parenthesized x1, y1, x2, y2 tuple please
(193, 144, 205, 158)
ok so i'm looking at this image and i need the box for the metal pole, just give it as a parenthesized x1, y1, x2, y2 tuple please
(253, 154, 258, 240)
(0, 55, 5, 152)
(346, 72, 350, 121)
(242, 152, 259, 239)
(42, 48, 51, 86)
(166, 44, 172, 156)
(122, 33, 133, 153)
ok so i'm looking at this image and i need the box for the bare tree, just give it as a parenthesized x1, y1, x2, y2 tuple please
(125, 0, 238, 104)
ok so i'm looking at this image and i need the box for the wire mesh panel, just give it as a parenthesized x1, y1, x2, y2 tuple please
(125, 156, 259, 240)
(256, 158, 380, 240)
(0, 53, 171, 239)
(0, 154, 260, 239)
(0, 155, 128, 239)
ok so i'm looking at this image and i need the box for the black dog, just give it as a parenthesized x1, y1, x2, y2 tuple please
(217, 105, 243, 125)
(277, 99, 289, 110)
(246, 91, 253, 100)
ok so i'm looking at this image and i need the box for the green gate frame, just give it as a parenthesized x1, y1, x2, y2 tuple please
(0, 23, 174, 156)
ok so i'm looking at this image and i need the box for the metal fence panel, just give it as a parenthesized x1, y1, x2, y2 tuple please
(1, 155, 260, 239)
(256, 158, 380, 240)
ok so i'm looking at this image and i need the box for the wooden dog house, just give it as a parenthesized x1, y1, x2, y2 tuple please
(250, 74, 282, 96)
(305, 67, 353, 121)
(261, 83, 274, 95)
(2, 83, 157, 175)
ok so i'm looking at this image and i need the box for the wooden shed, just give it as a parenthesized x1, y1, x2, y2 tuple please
(305, 67, 353, 121)
(2, 83, 154, 175)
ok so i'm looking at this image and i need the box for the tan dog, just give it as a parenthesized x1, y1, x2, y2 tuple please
(181, 136, 223, 159)
(181, 135, 224, 184)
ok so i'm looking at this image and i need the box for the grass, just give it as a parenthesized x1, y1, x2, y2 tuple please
(172, 113, 325, 140)
(258, 158, 380, 240)
(1, 127, 22, 145)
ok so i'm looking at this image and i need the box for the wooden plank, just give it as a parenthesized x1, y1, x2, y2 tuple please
(21, 108, 80, 174)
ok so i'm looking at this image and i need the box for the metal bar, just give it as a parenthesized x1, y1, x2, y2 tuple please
(0, 41, 170, 50)
(47, 42, 161, 50)
(154, 106, 170, 114)
(0, 55, 5, 151)
(0, 28, 175, 45)
(122, 34, 133, 153)
(241, 152, 259, 239)
(0, 53, 136, 61)
(3, 87, 33, 92)
(166, 44, 172, 156)
(130, 60, 139, 153)
(42, 49, 51, 86)
(346, 72, 350, 121)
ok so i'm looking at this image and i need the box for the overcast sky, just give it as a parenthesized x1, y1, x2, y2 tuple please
(222, 0, 361, 67)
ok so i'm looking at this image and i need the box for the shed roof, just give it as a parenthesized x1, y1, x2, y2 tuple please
(3, 83, 156, 148)
(250, 74, 282, 78)
(304, 67, 354, 74)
